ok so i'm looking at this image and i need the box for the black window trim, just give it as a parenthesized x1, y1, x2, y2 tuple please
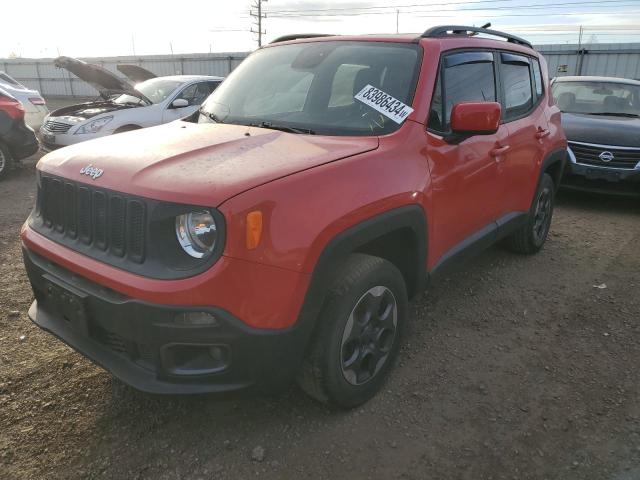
(426, 47, 546, 133)
(427, 48, 498, 135)
(497, 52, 542, 123)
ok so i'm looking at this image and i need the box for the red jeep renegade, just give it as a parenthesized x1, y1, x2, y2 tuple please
(22, 26, 567, 407)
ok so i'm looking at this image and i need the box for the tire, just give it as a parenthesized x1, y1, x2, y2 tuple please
(297, 253, 408, 408)
(0, 142, 12, 181)
(504, 173, 555, 254)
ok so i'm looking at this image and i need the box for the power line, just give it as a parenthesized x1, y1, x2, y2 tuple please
(409, 9, 640, 17)
(267, 0, 640, 17)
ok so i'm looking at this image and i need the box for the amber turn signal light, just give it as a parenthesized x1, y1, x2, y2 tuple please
(246, 211, 263, 250)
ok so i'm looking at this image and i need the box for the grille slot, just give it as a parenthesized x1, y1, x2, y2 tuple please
(94, 327, 128, 354)
(37, 174, 146, 263)
(570, 142, 640, 170)
(109, 196, 126, 257)
(42, 120, 73, 134)
(127, 201, 146, 263)
(63, 182, 77, 239)
(78, 187, 92, 244)
(93, 191, 108, 251)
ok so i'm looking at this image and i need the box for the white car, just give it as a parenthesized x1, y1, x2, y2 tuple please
(0, 71, 49, 130)
(40, 57, 223, 150)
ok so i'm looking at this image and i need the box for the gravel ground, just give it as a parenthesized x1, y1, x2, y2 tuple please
(1, 152, 639, 480)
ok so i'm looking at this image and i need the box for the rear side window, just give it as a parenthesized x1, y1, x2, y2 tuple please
(428, 51, 496, 132)
(501, 53, 534, 120)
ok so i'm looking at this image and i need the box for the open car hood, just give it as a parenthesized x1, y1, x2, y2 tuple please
(116, 64, 157, 83)
(53, 56, 151, 103)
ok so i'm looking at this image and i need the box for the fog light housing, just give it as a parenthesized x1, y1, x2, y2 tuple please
(162, 344, 230, 375)
(174, 311, 219, 326)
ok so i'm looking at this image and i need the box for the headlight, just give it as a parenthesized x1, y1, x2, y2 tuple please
(74, 116, 113, 134)
(175, 211, 218, 258)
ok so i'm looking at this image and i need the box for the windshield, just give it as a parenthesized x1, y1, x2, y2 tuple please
(114, 78, 182, 105)
(552, 80, 640, 116)
(198, 41, 421, 136)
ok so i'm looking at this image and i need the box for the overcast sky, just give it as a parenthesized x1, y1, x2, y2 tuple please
(2, 0, 640, 58)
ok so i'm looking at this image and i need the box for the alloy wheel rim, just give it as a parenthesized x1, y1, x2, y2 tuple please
(340, 286, 398, 386)
(533, 187, 552, 243)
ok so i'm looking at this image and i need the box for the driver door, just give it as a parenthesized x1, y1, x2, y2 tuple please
(426, 51, 509, 266)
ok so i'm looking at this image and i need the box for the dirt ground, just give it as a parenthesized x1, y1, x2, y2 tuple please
(1, 151, 639, 480)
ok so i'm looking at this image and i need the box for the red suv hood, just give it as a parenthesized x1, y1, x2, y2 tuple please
(38, 121, 379, 206)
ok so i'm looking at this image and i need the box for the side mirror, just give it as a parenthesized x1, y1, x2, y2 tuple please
(171, 98, 189, 109)
(449, 102, 501, 139)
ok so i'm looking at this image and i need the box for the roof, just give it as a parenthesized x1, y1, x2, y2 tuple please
(157, 74, 224, 82)
(553, 75, 640, 86)
(265, 31, 537, 55)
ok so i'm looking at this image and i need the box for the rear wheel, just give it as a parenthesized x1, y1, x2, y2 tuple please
(0, 142, 12, 180)
(297, 254, 408, 408)
(504, 173, 555, 254)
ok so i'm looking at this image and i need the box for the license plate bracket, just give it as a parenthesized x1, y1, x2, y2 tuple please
(585, 168, 620, 182)
(42, 274, 89, 335)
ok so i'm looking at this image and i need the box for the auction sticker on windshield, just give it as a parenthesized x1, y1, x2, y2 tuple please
(354, 84, 414, 124)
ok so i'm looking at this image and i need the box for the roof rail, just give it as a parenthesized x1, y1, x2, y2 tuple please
(270, 34, 335, 44)
(421, 25, 533, 49)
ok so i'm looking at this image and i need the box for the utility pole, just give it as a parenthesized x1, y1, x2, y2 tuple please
(396, 9, 399, 34)
(576, 25, 584, 75)
(250, 0, 267, 47)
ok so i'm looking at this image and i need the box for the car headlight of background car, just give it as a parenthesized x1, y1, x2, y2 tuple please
(175, 211, 218, 258)
(74, 116, 113, 134)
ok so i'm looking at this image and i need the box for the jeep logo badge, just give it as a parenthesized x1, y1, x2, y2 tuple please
(80, 164, 104, 180)
(599, 151, 615, 163)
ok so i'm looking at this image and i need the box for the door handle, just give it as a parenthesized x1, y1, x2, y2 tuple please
(489, 145, 510, 157)
(535, 128, 550, 139)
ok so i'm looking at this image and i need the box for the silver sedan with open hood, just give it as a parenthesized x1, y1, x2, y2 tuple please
(40, 56, 223, 150)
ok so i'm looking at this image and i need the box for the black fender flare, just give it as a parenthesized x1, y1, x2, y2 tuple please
(541, 147, 568, 192)
(290, 205, 428, 359)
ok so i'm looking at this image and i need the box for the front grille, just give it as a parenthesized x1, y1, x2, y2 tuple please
(570, 142, 640, 170)
(42, 120, 73, 134)
(37, 174, 146, 263)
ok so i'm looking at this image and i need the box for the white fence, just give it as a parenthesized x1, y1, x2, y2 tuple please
(0, 52, 249, 97)
(2, 43, 639, 98)
(538, 43, 640, 80)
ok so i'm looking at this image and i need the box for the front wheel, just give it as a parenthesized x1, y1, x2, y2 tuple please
(297, 254, 408, 408)
(504, 173, 555, 254)
(0, 142, 12, 180)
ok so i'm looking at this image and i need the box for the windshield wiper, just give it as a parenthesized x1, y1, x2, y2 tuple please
(199, 108, 225, 123)
(248, 121, 315, 135)
(588, 112, 639, 118)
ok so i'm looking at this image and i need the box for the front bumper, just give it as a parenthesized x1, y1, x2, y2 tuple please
(24, 247, 309, 395)
(562, 146, 640, 196)
(39, 126, 112, 151)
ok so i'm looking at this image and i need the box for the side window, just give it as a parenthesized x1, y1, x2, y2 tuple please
(501, 53, 534, 120)
(175, 82, 218, 106)
(532, 58, 544, 100)
(428, 51, 496, 132)
(206, 81, 221, 94)
(175, 83, 198, 105)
